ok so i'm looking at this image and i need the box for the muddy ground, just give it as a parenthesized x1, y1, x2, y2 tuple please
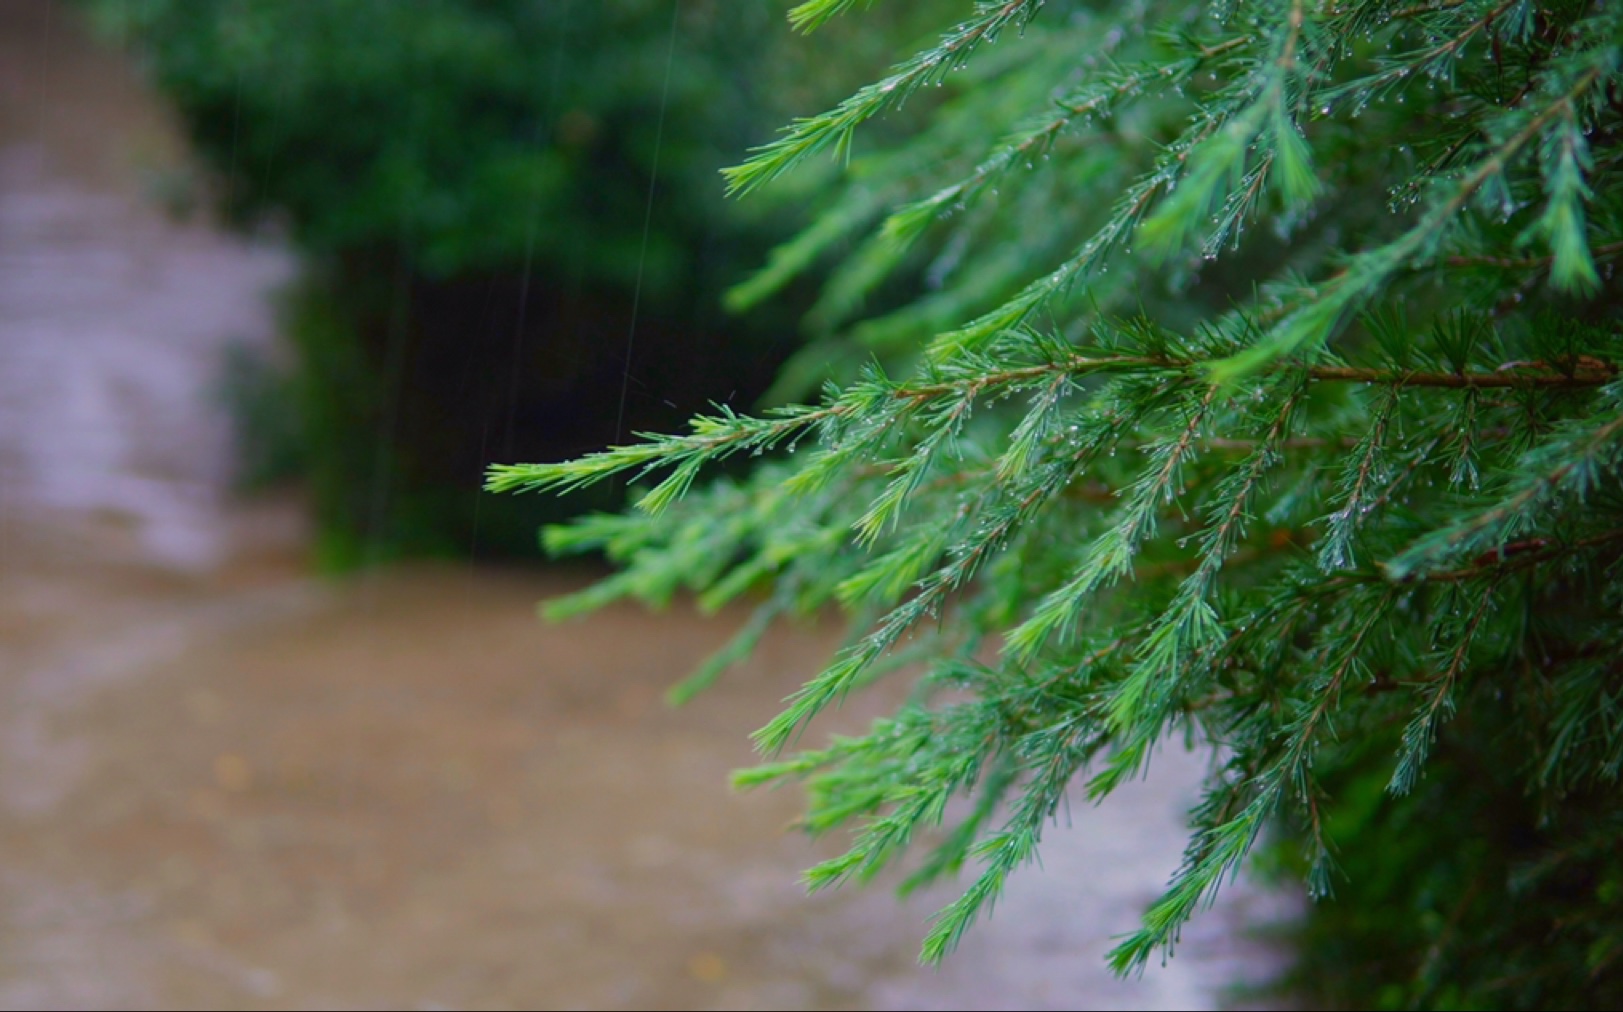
(0, 546, 1293, 1010)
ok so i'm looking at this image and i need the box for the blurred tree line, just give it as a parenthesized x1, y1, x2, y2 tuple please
(87, 0, 901, 565)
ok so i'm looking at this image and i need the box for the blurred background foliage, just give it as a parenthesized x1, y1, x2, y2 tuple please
(84, 0, 924, 566)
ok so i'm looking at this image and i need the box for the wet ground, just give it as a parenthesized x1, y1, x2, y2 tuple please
(0, 553, 1298, 1011)
(0, 3, 1297, 1008)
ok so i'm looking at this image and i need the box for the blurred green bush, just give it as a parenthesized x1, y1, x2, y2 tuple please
(88, 0, 855, 565)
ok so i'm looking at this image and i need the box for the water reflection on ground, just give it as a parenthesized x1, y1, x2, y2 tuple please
(0, 2, 1295, 1008)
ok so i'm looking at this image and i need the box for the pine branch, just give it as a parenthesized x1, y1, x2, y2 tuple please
(1321, 0, 1520, 112)
(886, 37, 1252, 245)
(725, 1, 1046, 195)
(495, 0, 1623, 987)
(1318, 385, 1400, 571)
(1385, 390, 1623, 578)
(1108, 585, 1398, 972)
(1389, 577, 1500, 795)
(786, 0, 879, 34)
(920, 715, 1103, 962)
(1207, 31, 1615, 382)
(1005, 383, 1219, 660)
(484, 403, 840, 506)
(1091, 377, 1310, 793)
(1307, 362, 1618, 388)
(1445, 239, 1623, 271)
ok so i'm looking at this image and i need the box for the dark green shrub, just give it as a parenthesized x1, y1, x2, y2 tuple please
(92, 0, 843, 560)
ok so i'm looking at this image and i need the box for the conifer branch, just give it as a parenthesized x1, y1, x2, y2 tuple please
(786, 0, 878, 34)
(1108, 578, 1393, 973)
(499, 0, 1623, 986)
(1385, 400, 1623, 579)
(1208, 44, 1614, 381)
(1322, 0, 1519, 109)
(886, 37, 1253, 244)
(724, 1, 1045, 196)
(1110, 378, 1308, 734)
(1005, 383, 1219, 661)
(1389, 577, 1499, 794)
(1446, 240, 1623, 272)
(1391, 527, 1623, 585)
(489, 354, 1615, 516)
(1307, 363, 1617, 388)
(1319, 385, 1399, 570)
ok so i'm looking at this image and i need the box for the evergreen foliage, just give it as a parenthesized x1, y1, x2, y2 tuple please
(492, 1, 1623, 1002)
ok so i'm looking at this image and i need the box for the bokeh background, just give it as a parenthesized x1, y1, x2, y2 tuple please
(0, 2, 1295, 1008)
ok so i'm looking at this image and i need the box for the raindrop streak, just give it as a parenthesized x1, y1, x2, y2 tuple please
(505, 225, 538, 460)
(483, 1, 575, 563)
(614, 0, 682, 454)
(362, 223, 413, 577)
(225, 68, 245, 221)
